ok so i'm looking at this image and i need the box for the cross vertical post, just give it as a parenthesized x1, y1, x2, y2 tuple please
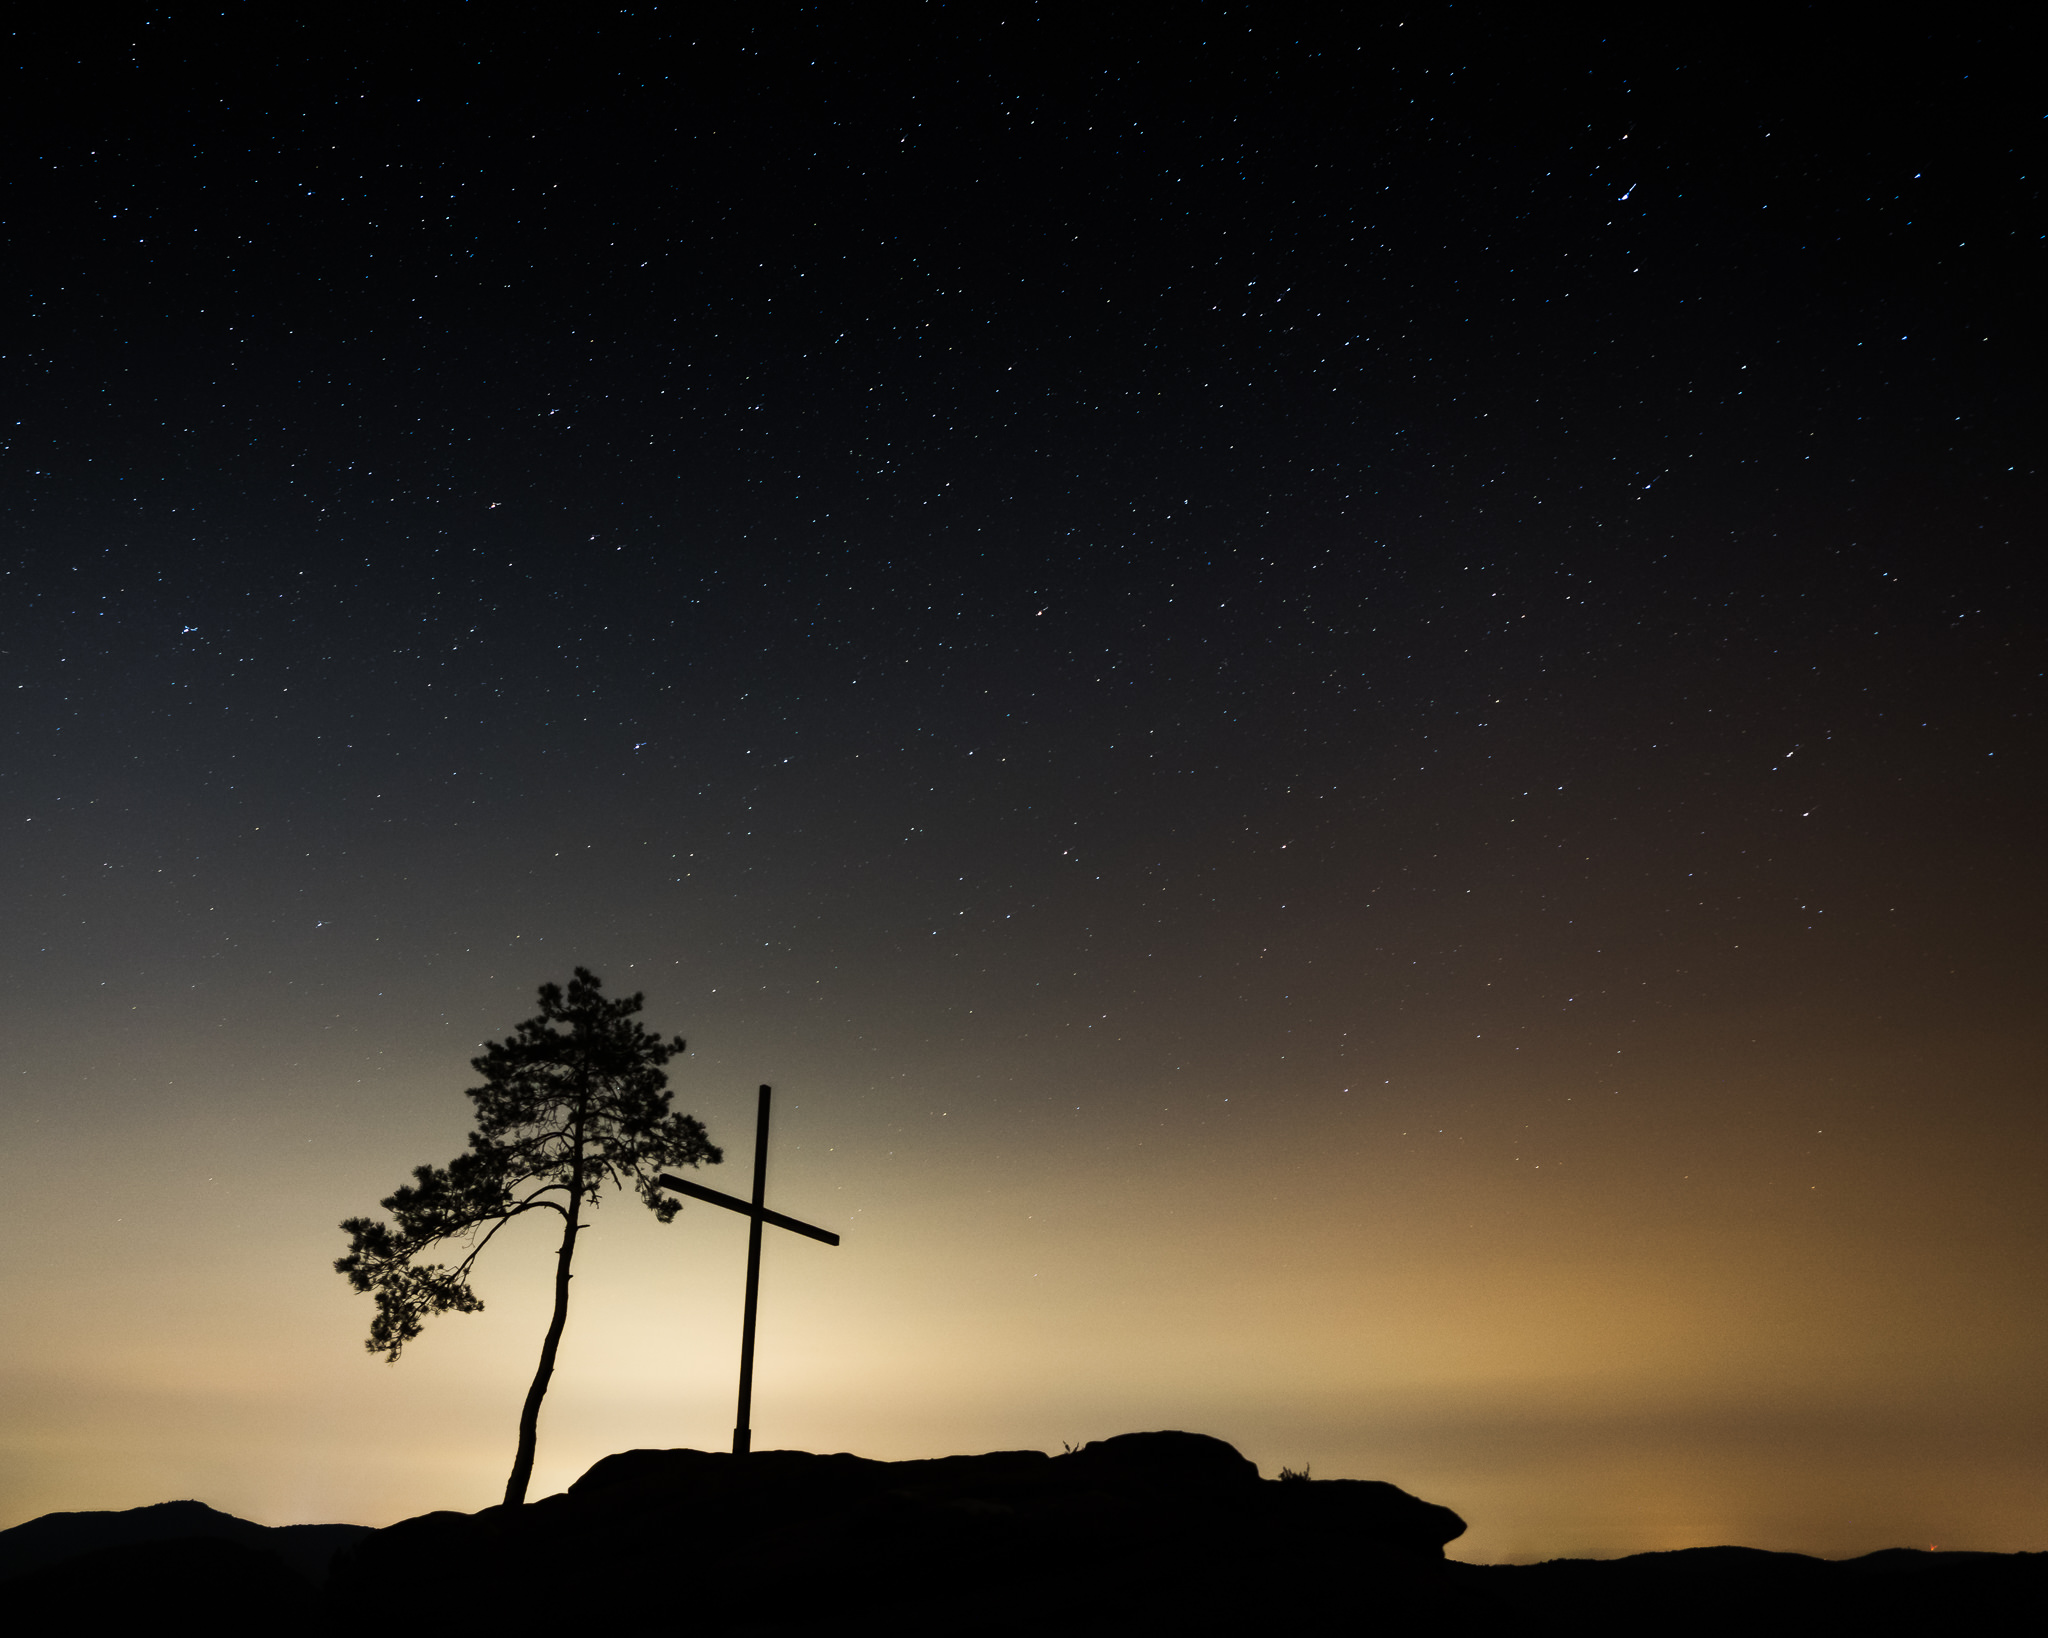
(655, 1090, 838, 1462)
(733, 1084, 771, 1456)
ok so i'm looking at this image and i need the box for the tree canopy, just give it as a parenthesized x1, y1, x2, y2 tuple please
(336, 966, 721, 1504)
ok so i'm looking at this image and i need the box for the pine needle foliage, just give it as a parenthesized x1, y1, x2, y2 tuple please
(335, 966, 721, 1503)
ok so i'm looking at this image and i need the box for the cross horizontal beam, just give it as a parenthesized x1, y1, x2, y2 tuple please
(656, 1173, 841, 1246)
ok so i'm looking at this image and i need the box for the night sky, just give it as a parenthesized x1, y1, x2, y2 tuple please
(5, 10, 2042, 1561)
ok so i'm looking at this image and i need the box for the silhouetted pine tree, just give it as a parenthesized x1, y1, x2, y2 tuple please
(336, 967, 721, 1505)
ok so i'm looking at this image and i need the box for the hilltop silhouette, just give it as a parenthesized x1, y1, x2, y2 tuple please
(328, 1429, 1464, 1633)
(323, 1430, 2044, 1634)
(5, 1435, 2041, 1634)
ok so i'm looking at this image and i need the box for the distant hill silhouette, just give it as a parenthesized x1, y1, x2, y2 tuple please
(0, 1499, 368, 1632)
(0, 1498, 368, 1584)
(1459, 1541, 2046, 1631)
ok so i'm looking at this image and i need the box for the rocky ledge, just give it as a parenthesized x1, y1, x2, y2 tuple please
(328, 1430, 1465, 1633)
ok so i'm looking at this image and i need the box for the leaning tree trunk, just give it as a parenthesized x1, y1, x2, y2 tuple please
(504, 1181, 582, 1507)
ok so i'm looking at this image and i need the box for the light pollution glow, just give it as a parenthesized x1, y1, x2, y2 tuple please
(5, 963, 2042, 1561)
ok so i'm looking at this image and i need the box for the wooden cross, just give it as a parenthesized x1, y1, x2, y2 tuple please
(658, 1083, 840, 1456)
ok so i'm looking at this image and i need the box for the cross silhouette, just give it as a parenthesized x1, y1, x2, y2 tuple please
(658, 1083, 840, 1456)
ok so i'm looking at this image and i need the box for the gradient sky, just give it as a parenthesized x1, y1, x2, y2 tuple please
(4, 10, 2042, 1562)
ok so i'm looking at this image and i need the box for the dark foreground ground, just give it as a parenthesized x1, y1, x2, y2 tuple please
(4, 1433, 2040, 1634)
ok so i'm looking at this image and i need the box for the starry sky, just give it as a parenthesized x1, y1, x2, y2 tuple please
(4, 9, 2042, 1561)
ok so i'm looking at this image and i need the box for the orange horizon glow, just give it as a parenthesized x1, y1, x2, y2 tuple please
(6, 973, 2042, 1561)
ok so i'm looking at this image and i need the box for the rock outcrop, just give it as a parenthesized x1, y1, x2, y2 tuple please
(327, 1430, 1465, 1633)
